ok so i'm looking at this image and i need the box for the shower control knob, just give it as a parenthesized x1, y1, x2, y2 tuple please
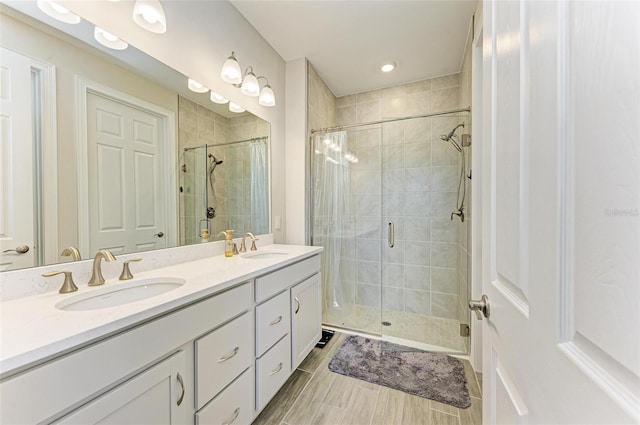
(469, 295, 490, 320)
(154, 232, 164, 238)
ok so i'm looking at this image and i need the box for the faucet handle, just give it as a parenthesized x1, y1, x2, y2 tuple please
(232, 242, 239, 255)
(42, 270, 78, 294)
(250, 238, 259, 251)
(119, 258, 142, 280)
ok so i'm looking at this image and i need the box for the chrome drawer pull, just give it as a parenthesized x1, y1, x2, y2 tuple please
(217, 346, 240, 363)
(176, 373, 185, 406)
(222, 408, 240, 425)
(269, 315, 283, 326)
(294, 297, 300, 314)
(269, 362, 283, 376)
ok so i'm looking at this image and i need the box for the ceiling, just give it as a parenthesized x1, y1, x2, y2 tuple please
(230, 0, 477, 97)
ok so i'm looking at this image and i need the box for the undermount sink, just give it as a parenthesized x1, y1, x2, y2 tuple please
(55, 277, 185, 311)
(241, 250, 289, 260)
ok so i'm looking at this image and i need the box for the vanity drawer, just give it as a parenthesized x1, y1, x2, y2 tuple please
(256, 334, 291, 411)
(255, 255, 321, 302)
(255, 290, 290, 357)
(196, 367, 254, 425)
(195, 312, 253, 410)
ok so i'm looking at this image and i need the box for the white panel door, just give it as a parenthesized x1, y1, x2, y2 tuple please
(0, 48, 34, 270)
(481, 1, 639, 424)
(87, 92, 167, 256)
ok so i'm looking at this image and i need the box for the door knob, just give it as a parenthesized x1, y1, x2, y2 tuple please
(154, 232, 164, 237)
(3, 244, 30, 254)
(469, 295, 490, 320)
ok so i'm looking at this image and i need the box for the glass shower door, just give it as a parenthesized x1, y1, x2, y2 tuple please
(312, 126, 383, 335)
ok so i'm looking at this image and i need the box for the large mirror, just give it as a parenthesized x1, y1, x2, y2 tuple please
(0, 2, 271, 272)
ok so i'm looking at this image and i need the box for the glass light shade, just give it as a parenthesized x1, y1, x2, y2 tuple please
(132, 0, 167, 34)
(228, 102, 245, 113)
(259, 84, 276, 107)
(187, 78, 209, 93)
(94, 27, 128, 50)
(210, 91, 228, 104)
(37, 0, 81, 24)
(221, 53, 242, 85)
(240, 71, 260, 97)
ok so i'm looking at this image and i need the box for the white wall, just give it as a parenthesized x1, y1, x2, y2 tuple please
(60, 0, 288, 243)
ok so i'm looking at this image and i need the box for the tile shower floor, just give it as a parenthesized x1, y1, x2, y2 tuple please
(323, 304, 467, 354)
(252, 332, 482, 425)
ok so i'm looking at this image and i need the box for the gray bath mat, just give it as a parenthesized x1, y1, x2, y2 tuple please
(328, 335, 471, 408)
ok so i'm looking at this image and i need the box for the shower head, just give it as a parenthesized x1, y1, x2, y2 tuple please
(440, 123, 465, 152)
(440, 123, 464, 142)
(208, 154, 224, 165)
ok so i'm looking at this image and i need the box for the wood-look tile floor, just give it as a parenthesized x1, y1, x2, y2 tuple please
(252, 332, 482, 425)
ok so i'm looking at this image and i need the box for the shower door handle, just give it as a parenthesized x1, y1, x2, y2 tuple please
(388, 222, 394, 248)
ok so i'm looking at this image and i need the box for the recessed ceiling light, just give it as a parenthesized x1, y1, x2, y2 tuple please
(381, 62, 396, 73)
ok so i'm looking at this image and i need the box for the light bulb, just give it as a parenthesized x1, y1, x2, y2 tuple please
(259, 84, 276, 107)
(37, 0, 81, 24)
(229, 102, 245, 113)
(187, 78, 209, 93)
(132, 0, 167, 34)
(209, 91, 229, 104)
(381, 62, 396, 73)
(94, 27, 128, 50)
(221, 52, 242, 85)
(240, 70, 259, 97)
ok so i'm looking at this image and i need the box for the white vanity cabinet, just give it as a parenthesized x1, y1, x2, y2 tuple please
(56, 350, 188, 424)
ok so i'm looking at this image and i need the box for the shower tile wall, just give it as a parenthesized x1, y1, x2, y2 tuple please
(336, 75, 464, 320)
(178, 96, 229, 245)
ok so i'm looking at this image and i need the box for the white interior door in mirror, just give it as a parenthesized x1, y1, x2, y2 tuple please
(87, 92, 167, 256)
(0, 47, 35, 270)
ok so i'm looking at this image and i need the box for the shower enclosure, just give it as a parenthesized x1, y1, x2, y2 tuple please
(181, 137, 269, 245)
(311, 109, 471, 353)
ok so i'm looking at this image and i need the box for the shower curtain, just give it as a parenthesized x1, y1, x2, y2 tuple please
(250, 140, 269, 235)
(313, 131, 353, 318)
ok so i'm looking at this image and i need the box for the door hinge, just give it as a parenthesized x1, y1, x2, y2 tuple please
(460, 324, 470, 337)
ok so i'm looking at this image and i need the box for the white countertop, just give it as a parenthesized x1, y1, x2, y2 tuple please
(0, 244, 322, 379)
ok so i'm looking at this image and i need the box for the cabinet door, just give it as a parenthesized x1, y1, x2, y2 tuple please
(57, 351, 187, 425)
(291, 273, 321, 369)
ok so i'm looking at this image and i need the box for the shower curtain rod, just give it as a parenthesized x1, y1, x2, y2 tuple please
(183, 136, 268, 151)
(309, 106, 471, 134)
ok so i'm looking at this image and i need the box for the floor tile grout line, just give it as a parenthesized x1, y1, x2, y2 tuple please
(277, 368, 319, 425)
(306, 375, 338, 425)
(367, 385, 383, 425)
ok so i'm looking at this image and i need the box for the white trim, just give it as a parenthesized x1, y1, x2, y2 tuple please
(74, 76, 177, 258)
(30, 60, 58, 265)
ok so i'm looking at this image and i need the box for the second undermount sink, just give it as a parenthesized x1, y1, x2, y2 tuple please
(55, 277, 185, 312)
(241, 250, 289, 260)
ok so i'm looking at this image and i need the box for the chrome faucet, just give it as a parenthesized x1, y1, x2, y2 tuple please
(61, 246, 81, 261)
(240, 232, 258, 252)
(88, 250, 116, 286)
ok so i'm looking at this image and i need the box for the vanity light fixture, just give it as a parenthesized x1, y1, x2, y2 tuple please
(221, 51, 276, 107)
(37, 0, 81, 24)
(228, 102, 245, 113)
(221, 52, 242, 85)
(381, 62, 396, 73)
(132, 0, 167, 34)
(94, 27, 128, 50)
(210, 91, 229, 104)
(240, 67, 260, 97)
(187, 78, 209, 94)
